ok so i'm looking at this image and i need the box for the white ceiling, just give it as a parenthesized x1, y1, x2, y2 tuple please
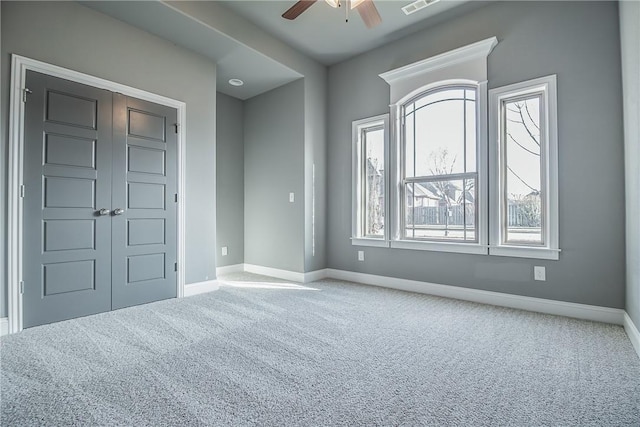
(84, 1, 302, 100)
(220, 0, 477, 65)
(83, 0, 482, 99)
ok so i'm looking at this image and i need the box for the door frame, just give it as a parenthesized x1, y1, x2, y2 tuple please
(7, 55, 187, 334)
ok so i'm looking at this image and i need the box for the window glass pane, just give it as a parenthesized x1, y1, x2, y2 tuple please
(404, 178, 476, 241)
(465, 99, 476, 172)
(504, 96, 543, 244)
(364, 127, 385, 237)
(415, 88, 465, 110)
(404, 88, 477, 178)
(404, 113, 415, 178)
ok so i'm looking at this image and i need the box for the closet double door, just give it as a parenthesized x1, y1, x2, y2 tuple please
(22, 70, 178, 328)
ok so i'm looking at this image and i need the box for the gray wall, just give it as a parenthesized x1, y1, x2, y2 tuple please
(327, 1, 626, 308)
(216, 92, 244, 267)
(620, 0, 640, 325)
(244, 79, 305, 272)
(167, 1, 327, 274)
(1, 1, 219, 317)
(303, 68, 327, 272)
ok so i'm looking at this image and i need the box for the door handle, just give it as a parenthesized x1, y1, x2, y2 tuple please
(98, 208, 110, 216)
(113, 208, 125, 216)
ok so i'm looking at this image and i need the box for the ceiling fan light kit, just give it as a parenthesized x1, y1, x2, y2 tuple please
(283, 0, 382, 29)
(323, 0, 367, 9)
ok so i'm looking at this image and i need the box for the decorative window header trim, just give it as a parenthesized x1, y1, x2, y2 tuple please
(379, 37, 498, 85)
(390, 78, 482, 108)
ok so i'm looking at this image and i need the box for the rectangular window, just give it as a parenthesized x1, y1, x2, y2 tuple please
(503, 95, 543, 245)
(363, 126, 385, 237)
(352, 114, 389, 247)
(489, 75, 559, 259)
(401, 87, 479, 243)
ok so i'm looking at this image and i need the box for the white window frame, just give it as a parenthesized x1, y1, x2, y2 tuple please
(380, 37, 497, 255)
(395, 82, 487, 254)
(489, 75, 560, 260)
(351, 114, 390, 248)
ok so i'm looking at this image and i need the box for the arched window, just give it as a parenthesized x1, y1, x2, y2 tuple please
(377, 37, 496, 254)
(401, 85, 478, 242)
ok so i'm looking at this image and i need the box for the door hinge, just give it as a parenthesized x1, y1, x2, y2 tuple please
(19, 185, 25, 198)
(22, 88, 32, 103)
(173, 123, 180, 134)
(19, 281, 24, 294)
(174, 263, 178, 272)
(174, 193, 178, 203)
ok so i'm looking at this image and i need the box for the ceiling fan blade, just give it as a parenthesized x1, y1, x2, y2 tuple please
(356, 0, 382, 29)
(282, 0, 318, 20)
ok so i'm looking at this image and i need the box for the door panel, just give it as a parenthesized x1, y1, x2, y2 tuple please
(23, 71, 113, 328)
(44, 176, 96, 208)
(44, 220, 95, 251)
(128, 146, 165, 175)
(45, 91, 97, 129)
(127, 219, 165, 246)
(44, 260, 96, 295)
(111, 94, 177, 310)
(44, 133, 96, 168)
(127, 182, 166, 209)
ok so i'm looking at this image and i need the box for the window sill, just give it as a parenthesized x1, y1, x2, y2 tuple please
(351, 237, 561, 260)
(351, 237, 390, 248)
(489, 245, 560, 260)
(390, 240, 487, 255)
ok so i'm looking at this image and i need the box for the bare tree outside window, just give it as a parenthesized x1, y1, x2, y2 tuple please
(504, 96, 543, 244)
(403, 87, 477, 242)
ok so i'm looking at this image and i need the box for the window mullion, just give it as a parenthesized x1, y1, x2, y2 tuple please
(405, 172, 477, 183)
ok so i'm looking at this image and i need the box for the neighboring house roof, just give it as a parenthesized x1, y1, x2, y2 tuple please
(407, 181, 475, 204)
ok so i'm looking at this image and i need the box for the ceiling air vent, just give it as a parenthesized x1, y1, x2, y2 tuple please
(402, 0, 440, 16)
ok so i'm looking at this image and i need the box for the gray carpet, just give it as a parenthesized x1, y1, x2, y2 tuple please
(1, 273, 639, 426)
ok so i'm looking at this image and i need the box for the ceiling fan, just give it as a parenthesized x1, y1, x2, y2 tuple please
(282, 0, 382, 29)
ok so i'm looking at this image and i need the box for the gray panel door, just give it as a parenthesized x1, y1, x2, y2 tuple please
(23, 72, 179, 328)
(23, 71, 113, 328)
(111, 94, 178, 309)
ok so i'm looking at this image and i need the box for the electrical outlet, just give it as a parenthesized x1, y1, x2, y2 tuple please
(289, 192, 295, 203)
(222, 246, 228, 256)
(358, 250, 365, 261)
(534, 266, 546, 281)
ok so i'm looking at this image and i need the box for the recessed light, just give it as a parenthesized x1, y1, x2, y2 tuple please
(229, 78, 244, 87)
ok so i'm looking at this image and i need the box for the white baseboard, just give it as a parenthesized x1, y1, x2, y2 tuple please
(211, 264, 633, 337)
(184, 280, 220, 297)
(325, 269, 625, 325)
(243, 264, 326, 284)
(624, 312, 640, 359)
(303, 268, 329, 283)
(244, 264, 305, 282)
(0, 317, 8, 337)
(216, 264, 245, 276)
